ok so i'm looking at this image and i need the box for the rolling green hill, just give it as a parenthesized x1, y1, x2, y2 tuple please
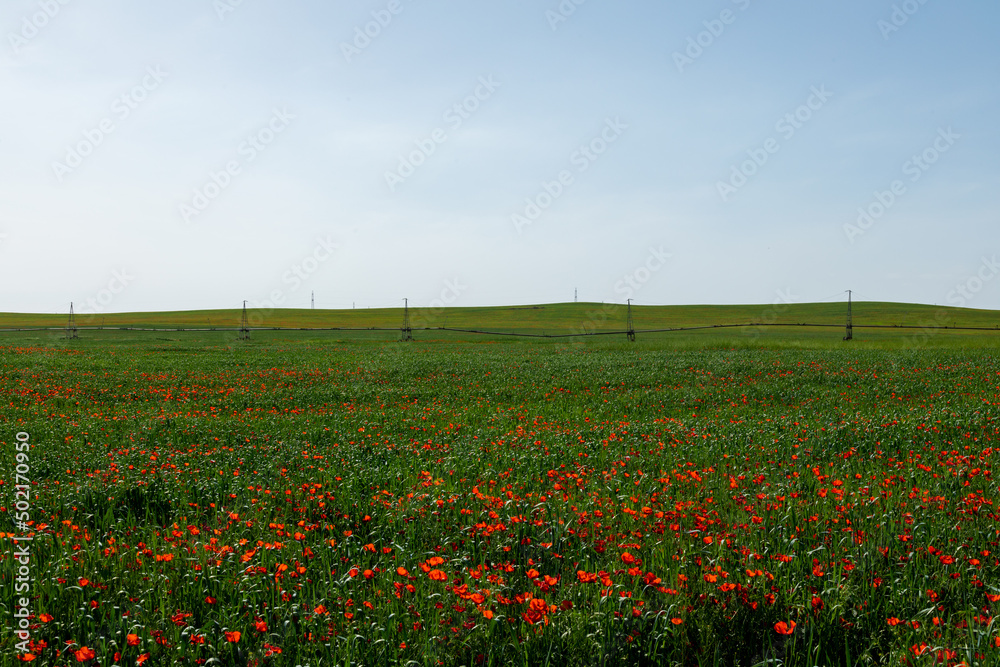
(1, 301, 997, 333)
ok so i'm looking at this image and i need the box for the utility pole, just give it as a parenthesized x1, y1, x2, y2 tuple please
(311, 291, 315, 309)
(401, 298, 413, 342)
(626, 299, 635, 342)
(574, 288, 578, 303)
(844, 290, 853, 341)
(66, 302, 78, 339)
(239, 300, 250, 341)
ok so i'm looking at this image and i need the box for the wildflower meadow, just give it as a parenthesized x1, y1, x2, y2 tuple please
(2, 336, 999, 665)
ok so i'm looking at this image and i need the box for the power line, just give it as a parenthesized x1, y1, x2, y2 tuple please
(4, 321, 1000, 336)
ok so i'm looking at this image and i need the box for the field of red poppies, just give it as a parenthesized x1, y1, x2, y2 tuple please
(2, 337, 1000, 666)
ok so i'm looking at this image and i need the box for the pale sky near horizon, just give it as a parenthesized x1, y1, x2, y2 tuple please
(1, 0, 998, 315)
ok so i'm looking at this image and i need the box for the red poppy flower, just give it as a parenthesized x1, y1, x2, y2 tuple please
(74, 647, 96, 662)
(774, 621, 796, 635)
(224, 631, 241, 643)
(126, 634, 140, 646)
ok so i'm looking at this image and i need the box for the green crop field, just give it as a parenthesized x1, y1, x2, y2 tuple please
(2, 301, 1000, 351)
(3, 300, 1000, 334)
(2, 311, 1000, 666)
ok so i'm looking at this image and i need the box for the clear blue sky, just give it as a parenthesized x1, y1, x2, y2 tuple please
(2, 0, 998, 314)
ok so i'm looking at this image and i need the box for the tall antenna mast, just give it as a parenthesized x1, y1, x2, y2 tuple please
(239, 300, 250, 341)
(311, 291, 315, 310)
(844, 290, 853, 341)
(401, 298, 413, 342)
(626, 299, 635, 342)
(66, 302, 78, 339)
(574, 288, 578, 303)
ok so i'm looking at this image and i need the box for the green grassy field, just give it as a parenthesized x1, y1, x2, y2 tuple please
(2, 321, 1000, 666)
(2, 301, 999, 350)
(3, 301, 999, 332)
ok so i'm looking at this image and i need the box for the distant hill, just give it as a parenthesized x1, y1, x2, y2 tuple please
(1, 301, 997, 333)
